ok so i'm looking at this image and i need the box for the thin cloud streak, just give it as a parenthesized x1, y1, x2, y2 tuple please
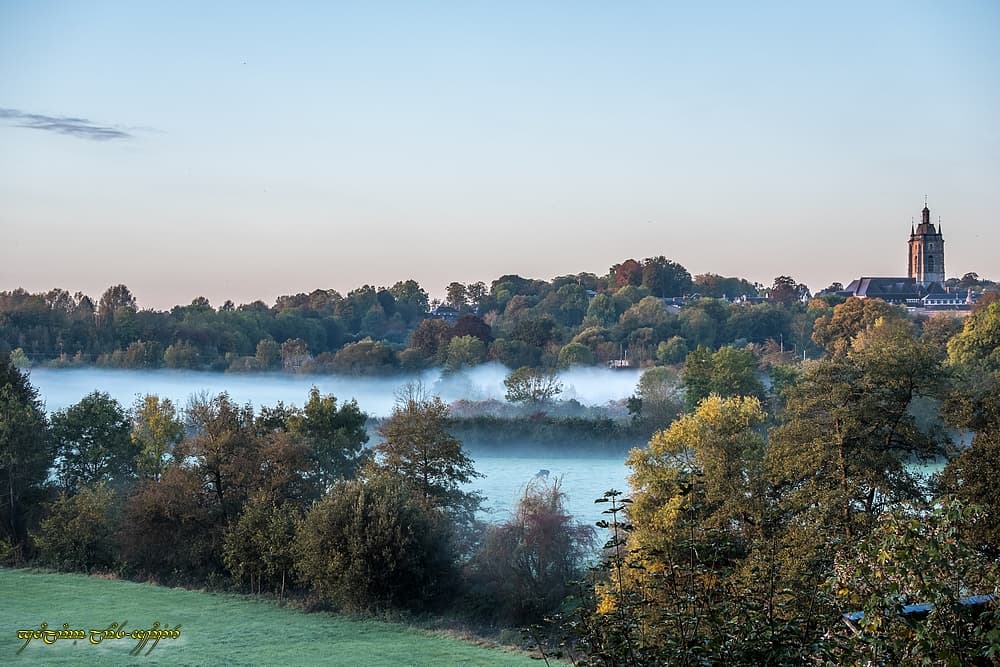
(0, 107, 143, 141)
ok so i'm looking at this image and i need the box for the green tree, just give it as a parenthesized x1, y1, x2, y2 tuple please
(374, 384, 483, 527)
(445, 282, 468, 310)
(618, 296, 671, 331)
(939, 334, 1000, 554)
(179, 392, 265, 520)
(51, 391, 137, 492)
(583, 292, 618, 328)
(0, 357, 51, 559)
(557, 341, 595, 368)
(656, 336, 689, 364)
(682, 345, 764, 410)
(466, 281, 488, 312)
(163, 340, 201, 369)
(631, 366, 684, 431)
(287, 386, 369, 487)
(389, 280, 430, 322)
(9, 348, 30, 369)
(130, 394, 184, 481)
(96, 283, 137, 328)
(693, 273, 759, 299)
(641, 256, 692, 297)
(443, 334, 486, 371)
(504, 366, 563, 404)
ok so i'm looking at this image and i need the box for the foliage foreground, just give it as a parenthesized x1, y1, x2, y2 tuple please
(0, 569, 539, 666)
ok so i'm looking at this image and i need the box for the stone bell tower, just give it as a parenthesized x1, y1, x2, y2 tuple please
(908, 199, 945, 286)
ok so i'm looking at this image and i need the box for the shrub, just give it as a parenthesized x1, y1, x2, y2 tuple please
(294, 478, 457, 612)
(465, 477, 594, 625)
(33, 483, 119, 572)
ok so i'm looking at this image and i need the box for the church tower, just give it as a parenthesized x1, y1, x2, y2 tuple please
(908, 200, 945, 286)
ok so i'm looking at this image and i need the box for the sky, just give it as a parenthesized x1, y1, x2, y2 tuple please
(1, 1, 998, 310)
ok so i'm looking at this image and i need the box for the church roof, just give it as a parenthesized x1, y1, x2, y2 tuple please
(843, 278, 957, 304)
(844, 277, 920, 298)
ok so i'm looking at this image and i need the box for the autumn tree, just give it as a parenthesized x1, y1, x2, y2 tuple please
(611, 259, 643, 288)
(811, 297, 907, 358)
(408, 318, 452, 361)
(179, 393, 261, 520)
(828, 500, 1000, 665)
(769, 275, 808, 305)
(607, 396, 814, 663)
(120, 465, 223, 578)
(947, 301, 1000, 370)
(465, 477, 595, 624)
(628, 395, 768, 558)
(254, 338, 281, 370)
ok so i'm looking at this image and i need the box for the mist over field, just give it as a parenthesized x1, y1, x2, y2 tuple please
(28, 362, 644, 417)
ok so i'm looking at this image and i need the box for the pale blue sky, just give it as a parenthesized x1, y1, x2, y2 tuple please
(2, 1, 998, 309)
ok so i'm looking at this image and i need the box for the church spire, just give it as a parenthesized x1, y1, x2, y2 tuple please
(922, 196, 931, 225)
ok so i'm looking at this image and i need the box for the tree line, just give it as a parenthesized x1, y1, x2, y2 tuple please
(2, 258, 850, 375)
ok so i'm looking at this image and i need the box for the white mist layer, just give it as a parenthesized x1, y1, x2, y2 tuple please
(28, 363, 644, 417)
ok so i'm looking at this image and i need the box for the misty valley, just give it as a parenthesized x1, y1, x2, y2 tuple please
(28, 364, 636, 521)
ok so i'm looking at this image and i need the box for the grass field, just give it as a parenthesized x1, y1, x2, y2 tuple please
(0, 569, 542, 666)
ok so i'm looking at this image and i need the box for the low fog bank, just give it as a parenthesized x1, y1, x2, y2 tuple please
(28, 363, 644, 417)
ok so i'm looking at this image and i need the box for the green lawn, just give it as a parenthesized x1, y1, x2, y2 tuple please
(0, 569, 540, 666)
